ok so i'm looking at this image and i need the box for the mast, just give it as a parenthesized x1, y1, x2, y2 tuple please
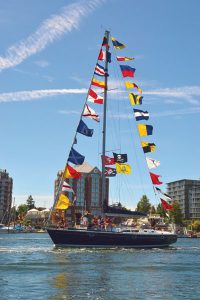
(101, 30, 110, 213)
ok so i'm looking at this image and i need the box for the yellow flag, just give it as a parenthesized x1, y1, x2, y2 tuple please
(137, 124, 153, 136)
(116, 163, 131, 174)
(137, 124, 148, 136)
(125, 81, 135, 89)
(63, 165, 68, 178)
(55, 194, 70, 210)
(128, 93, 143, 106)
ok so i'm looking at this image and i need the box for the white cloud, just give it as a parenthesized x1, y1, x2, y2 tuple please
(58, 109, 80, 115)
(0, 88, 87, 103)
(144, 86, 200, 104)
(0, 85, 200, 106)
(0, 0, 103, 71)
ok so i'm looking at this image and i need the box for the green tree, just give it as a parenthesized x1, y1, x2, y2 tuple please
(17, 204, 28, 220)
(136, 195, 151, 214)
(156, 203, 166, 218)
(26, 195, 35, 210)
(169, 201, 183, 225)
(116, 202, 130, 211)
(150, 205, 156, 215)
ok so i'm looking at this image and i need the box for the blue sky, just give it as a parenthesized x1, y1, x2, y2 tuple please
(0, 0, 200, 209)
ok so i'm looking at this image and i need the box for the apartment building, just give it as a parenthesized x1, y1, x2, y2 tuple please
(167, 179, 200, 219)
(0, 169, 13, 223)
(54, 162, 109, 218)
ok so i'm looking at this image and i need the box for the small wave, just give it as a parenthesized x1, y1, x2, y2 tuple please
(0, 246, 54, 253)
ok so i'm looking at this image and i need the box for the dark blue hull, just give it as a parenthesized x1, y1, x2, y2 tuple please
(47, 228, 177, 248)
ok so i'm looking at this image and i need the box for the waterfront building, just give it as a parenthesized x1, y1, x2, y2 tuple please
(54, 162, 109, 221)
(167, 179, 200, 219)
(0, 169, 13, 223)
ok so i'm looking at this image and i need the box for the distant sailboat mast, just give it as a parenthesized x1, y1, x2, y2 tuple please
(101, 30, 110, 213)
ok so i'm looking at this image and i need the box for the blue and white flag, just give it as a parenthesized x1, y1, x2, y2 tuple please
(68, 147, 85, 165)
(133, 109, 149, 121)
(94, 63, 108, 76)
(77, 120, 94, 137)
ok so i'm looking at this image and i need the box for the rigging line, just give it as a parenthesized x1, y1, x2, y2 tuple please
(111, 39, 151, 204)
(50, 32, 107, 217)
(109, 36, 131, 205)
(110, 38, 125, 152)
(106, 33, 125, 205)
(110, 36, 140, 204)
(134, 110, 159, 204)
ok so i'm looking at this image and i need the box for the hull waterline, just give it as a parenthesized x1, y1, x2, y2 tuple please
(47, 228, 177, 248)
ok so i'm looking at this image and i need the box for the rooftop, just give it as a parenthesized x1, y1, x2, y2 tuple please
(73, 162, 100, 174)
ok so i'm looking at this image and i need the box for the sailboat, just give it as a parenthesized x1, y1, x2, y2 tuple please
(47, 31, 177, 248)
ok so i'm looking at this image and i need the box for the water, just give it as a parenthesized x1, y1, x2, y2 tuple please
(0, 233, 200, 300)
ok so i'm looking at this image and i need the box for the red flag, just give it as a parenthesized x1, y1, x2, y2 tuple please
(98, 49, 111, 62)
(102, 155, 115, 165)
(98, 49, 106, 60)
(88, 89, 103, 104)
(150, 172, 163, 185)
(161, 198, 173, 210)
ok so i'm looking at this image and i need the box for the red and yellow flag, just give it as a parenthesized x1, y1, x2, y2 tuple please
(92, 78, 106, 89)
(63, 164, 81, 179)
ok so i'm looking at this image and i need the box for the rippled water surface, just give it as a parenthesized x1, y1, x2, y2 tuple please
(0, 233, 200, 300)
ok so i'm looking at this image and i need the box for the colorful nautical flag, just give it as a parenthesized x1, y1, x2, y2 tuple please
(116, 163, 131, 174)
(127, 82, 142, 93)
(125, 81, 139, 89)
(141, 142, 156, 153)
(134, 109, 149, 121)
(77, 120, 94, 137)
(98, 49, 105, 60)
(88, 89, 103, 104)
(113, 152, 128, 163)
(155, 187, 172, 201)
(150, 172, 163, 185)
(117, 56, 134, 61)
(98, 49, 111, 62)
(83, 104, 100, 122)
(102, 35, 109, 47)
(62, 180, 74, 193)
(146, 157, 160, 169)
(63, 164, 81, 179)
(102, 155, 115, 165)
(68, 147, 85, 165)
(120, 65, 136, 77)
(91, 78, 106, 89)
(160, 198, 173, 210)
(105, 167, 116, 177)
(111, 37, 126, 49)
(129, 93, 143, 106)
(94, 63, 108, 77)
(55, 194, 70, 210)
(137, 124, 153, 136)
